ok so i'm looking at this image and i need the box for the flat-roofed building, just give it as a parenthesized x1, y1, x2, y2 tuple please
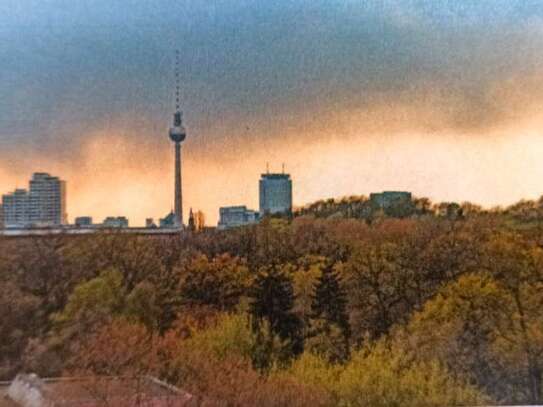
(218, 205, 258, 229)
(259, 173, 292, 216)
(28, 173, 67, 226)
(2, 189, 30, 228)
(369, 191, 412, 209)
(101, 216, 129, 228)
(75, 216, 93, 227)
(369, 191, 415, 218)
(1, 173, 67, 228)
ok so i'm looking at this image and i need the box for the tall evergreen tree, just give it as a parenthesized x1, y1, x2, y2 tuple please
(249, 264, 303, 370)
(309, 262, 351, 362)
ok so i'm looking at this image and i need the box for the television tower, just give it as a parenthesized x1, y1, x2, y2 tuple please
(169, 50, 186, 228)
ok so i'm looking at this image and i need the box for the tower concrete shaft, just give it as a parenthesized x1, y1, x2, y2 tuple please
(174, 141, 182, 227)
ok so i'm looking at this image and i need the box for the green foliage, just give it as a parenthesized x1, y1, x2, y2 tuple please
(344, 243, 403, 340)
(250, 265, 304, 370)
(292, 256, 324, 330)
(0, 282, 40, 378)
(186, 313, 255, 361)
(400, 265, 543, 404)
(308, 262, 350, 362)
(305, 320, 349, 365)
(281, 343, 486, 407)
(295, 194, 419, 220)
(283, 349, 343, 396)
(53, 268, 124, 330)
(55, 268, 173, 334)
(180, 253, 251, 311)
(335, 343, 487, 407)
(400, 273, 507, 396)
(125, 281, 161, 331)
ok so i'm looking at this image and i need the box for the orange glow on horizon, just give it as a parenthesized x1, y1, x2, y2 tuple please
(2, 116, 543, 226)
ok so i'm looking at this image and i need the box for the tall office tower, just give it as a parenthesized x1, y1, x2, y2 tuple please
(2, 189, 30, 227)
(28, 173, 67, 226)
(259, 170, 293, 216)
(168, 50, 187, 228)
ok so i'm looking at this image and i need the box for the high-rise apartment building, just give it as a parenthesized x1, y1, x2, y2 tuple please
(28, 173, 67, 226)
(259, 173, 292, 216)
(2, 189, 30, 227)
(1, 173, 67, 228)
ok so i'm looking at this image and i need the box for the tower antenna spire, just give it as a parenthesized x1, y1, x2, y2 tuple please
(175, 49, 181, 112)
(173, 50, 183, 127)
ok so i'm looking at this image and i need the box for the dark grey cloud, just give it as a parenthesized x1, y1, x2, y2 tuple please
(1, 0, 543, 165)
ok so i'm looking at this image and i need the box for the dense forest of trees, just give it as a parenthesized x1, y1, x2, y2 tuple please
(1, 196, 543, 406)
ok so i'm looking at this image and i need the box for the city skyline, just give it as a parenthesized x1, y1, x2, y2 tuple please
(2, 1, 543, 225)
(3, 134, 543, 226)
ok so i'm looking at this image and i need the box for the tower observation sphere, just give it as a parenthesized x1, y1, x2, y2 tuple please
(169, 111, 186, 143)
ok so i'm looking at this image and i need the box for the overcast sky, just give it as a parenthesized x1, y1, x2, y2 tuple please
(2, 1, 543, 224)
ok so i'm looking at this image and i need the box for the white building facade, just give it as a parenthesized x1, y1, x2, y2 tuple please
(218, 206, 259, 229)
(28, 173, 67, 226)
(1, 173, 67, 228)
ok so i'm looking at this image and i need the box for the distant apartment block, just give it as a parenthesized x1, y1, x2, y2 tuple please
(1, 173, 67, 228)
(218, 206, 259, 229)
(28, 173, 67, 226)
(370, 191, 412, 209)
(101, 216, 129, 228)
(2, 189, 28, 227)
(259, 173, 292, 216)
(75, 216, 93, 227)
